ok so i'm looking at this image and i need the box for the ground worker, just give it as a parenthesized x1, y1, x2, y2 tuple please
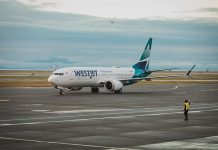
(183, 99, 190, 121)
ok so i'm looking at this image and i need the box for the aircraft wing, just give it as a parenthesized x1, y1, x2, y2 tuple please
(98, 65, 196, 85)
(147, 68, 179, 73)
(122, 64, 196, 82)
(143, 75, 183, 80)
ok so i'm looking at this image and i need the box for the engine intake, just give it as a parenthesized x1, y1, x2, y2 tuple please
(104, 80, 123, 91)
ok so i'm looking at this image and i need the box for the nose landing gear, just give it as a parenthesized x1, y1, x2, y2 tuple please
(59, 89, 64, 95)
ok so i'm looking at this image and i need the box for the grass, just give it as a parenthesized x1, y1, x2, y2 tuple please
(0, 70, 218, 87)
(0, 70, 51, 87)
(0, 80, 51, 87)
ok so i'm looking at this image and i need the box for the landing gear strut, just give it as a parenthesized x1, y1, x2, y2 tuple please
(91, 87, 99, 93)
(59, 89, 64, 95)
(114, 89, 122, 94)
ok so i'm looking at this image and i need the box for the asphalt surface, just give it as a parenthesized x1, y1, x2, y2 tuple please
(0, 84, 218, 150)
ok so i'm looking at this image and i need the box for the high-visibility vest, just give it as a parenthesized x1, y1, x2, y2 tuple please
(184, 102, 190, 110)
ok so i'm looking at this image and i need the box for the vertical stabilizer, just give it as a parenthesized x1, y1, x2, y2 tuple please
(132, 38, 152, 71)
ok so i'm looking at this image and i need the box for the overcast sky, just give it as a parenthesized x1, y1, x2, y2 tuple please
(18, 0, 218, 19)
(0, 0, 218, 70)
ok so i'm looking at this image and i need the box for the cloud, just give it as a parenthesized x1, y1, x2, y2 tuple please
(29, 57, 74, 64)
(17, 0, 218, 20)
(0, 59, 46, 69)
(0, 0, 218, 70)
(199, 7, 218, 13)
(37, 2, 57, 8)
(20, 0, 57, 9)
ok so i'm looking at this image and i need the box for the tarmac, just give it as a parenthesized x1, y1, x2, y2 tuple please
(0, 84, 218, 150)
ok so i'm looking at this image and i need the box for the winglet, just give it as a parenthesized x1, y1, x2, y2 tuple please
(185, 64, 196, 78)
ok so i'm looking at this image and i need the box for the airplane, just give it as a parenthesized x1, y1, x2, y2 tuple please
(48, 38, 195, 95)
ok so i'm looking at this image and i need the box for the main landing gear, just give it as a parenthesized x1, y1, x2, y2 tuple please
(114, 89, 122, 94)
(91, 87, 99, 93)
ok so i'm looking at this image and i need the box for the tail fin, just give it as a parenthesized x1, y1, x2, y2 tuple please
(132, 38, 152, 70)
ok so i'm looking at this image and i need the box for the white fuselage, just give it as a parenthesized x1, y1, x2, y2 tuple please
(48, 67, 135, 88)
(48, 38, 153, 94)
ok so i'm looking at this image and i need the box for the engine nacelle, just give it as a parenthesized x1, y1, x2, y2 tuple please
(104, 80, 123, 91)
(67, 87, 83, 91)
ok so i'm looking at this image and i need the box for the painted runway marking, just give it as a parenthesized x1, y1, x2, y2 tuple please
(0, 136, 125, 149)
(137, 136, 218, 150)
(0, 99, 10, 102)
(0, 104, 218, 122)
(31, 110, 50, 112)
(0, 108, 218, 127)
(45, 109, 131, 114)
(30, 104, 43, 106)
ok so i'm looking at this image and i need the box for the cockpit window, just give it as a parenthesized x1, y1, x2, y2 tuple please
(54, 73, 64, 76)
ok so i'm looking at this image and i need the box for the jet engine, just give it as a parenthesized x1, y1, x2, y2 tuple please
(104, 80, 123, 92)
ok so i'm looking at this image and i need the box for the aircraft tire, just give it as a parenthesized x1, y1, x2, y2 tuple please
(95, 88, 99, 93)
(59, 89, 64, 95)
(115, 89, 122, 94)
(91, 87, 99, 94)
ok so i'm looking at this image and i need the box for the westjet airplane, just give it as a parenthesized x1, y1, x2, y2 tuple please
(48, 38, 195, 95)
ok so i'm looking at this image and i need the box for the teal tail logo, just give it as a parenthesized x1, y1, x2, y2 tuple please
(132, 38, 152, 71)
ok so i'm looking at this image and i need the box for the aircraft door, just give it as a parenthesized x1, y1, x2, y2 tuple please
(70, 71, 74, 80)
(70, 70, 80, 80)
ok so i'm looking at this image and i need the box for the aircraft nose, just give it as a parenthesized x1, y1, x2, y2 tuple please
(48, 75, 55, 84)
